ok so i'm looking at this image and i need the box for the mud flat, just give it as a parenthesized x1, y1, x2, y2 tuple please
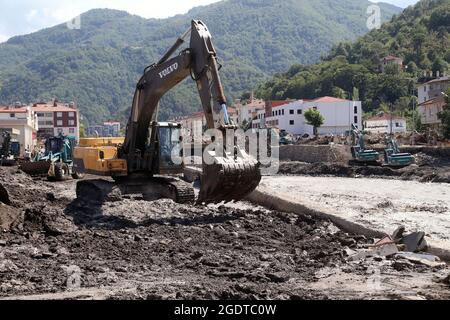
(257, 176, 450, 257)
(1, 167, 450, 300)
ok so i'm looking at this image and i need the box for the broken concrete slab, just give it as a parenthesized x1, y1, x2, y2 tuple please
(395, 252, 445, 268)
(349, 243, 399, 261)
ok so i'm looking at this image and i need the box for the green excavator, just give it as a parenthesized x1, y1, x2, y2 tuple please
(348, 124, 380, 166)
(383, 135, 415, 167)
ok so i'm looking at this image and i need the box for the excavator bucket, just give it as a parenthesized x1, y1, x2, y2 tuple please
(19, 160, 51, 176)
(197, 153, 261, 204)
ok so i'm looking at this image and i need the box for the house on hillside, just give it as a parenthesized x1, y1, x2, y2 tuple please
(417, 76, 449, 104)
(380, 55, 403, 73)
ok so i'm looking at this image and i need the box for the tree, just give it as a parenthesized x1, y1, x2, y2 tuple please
(438, 89, 450, 139)
(304, 108, 325, 136)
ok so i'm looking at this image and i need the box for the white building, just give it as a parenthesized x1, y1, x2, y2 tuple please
(418, 76, 449, 104)
(0, 104, 38, 156)
(364, 113, 407, 134)
(257, 97, 363, 136)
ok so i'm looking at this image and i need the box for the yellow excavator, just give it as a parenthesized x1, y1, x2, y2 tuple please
(73, 20, 261, 204)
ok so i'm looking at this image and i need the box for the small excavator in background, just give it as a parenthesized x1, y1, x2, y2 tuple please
(0, 131, 20, 166)
(74, 20, 261, 204)
(383, 135, 415, 167)
(20, 134, 83, 181)
(348, 124, 380, 166)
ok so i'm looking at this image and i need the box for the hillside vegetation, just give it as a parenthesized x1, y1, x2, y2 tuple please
(0, 0, 400, 124)
(256, 0, 450, 124)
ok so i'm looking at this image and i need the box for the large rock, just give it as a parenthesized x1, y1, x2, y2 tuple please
(0, 204, 23, 231)
(0, 183, 10, 205)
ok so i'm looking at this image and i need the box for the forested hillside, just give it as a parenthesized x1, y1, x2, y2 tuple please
(256, 0, 449, 123)
(0, 0, 400, 124)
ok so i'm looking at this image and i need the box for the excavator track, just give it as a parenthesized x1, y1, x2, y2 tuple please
(76, 176, 195, 205)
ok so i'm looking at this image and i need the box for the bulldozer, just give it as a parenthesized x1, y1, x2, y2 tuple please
(73, 20, 261, 205)
(0, 131, 20, 166)
(348, 124, 380, 166)
(383, 135, 415, 167)
(20, 134, 83, 181)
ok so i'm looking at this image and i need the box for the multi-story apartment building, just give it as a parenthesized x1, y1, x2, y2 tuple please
(0, 103, 38, 156)
(418, 96, 445, 130)
(32, 101, 80, 141)
(418, 76, 449, 104)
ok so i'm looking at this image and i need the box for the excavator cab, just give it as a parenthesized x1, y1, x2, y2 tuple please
(148, 122, 184, 175)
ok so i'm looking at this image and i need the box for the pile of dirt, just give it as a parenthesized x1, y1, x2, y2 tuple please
(278, 162, 450, 184)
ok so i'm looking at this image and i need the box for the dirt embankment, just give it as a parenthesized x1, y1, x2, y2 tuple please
(279, 148, 450, 184)
(1, 166, 450, 300)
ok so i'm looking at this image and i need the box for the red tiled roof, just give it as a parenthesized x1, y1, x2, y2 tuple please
(32, 103, 77, 112)
(382, 55, 402, 61)
(312, 96, 352, 103)
(0, 106, 28, 113)
(423, 76, 450, 85)
(418, 96, 445, 107)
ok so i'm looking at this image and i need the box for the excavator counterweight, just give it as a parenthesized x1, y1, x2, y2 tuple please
(74, 20, 261, 204)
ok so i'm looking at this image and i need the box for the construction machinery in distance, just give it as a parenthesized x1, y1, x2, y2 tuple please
(20, 134, 83, 181)
(383, 135, 415, 167)
(348, 124, 381, 166)
(0, 131, 21, 166)
(73, 20, 261, 205)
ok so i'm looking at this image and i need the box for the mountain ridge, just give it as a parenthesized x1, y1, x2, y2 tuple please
(0, 0, 402, 124)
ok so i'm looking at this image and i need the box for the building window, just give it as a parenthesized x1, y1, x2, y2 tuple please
(297, 109, 302, 115)
(282, 109, 285, 115)
(37, 113, 45, 117)
(69, 128, 75, 134)
(290, 110, 294, 115)
(57, 112, 63, 118)
(290, 120, 295, 126)
(9, 113, 15, 118)
(57, 120, 63, 126)
(354, 106, 358, 114)
(45, 113, 53, 117)
(69, 112, 75, 118)
(354, 116, 358, 124)
(57, 128, 63, 134)
(68, 120, 75, 126)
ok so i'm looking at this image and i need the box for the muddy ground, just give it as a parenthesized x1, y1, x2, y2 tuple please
(1, 167, 450, 300)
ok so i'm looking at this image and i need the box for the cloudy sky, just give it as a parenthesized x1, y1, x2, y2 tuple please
(0, 0, 420, 43)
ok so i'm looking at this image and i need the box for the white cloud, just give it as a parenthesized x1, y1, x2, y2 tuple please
(0, 34, 9, 43)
